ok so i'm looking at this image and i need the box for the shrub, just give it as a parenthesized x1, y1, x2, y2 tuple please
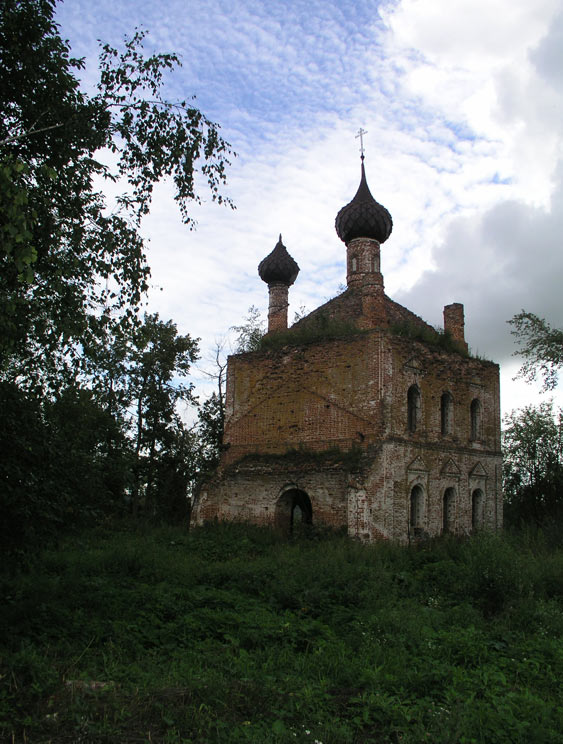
(258, 313, 364, 351)
(389, 321, 470, 356)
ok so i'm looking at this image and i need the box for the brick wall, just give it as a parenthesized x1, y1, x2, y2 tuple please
(222, 332, 387, 465)
(195, 461, 350, 530)
(192, 326, 502, 541)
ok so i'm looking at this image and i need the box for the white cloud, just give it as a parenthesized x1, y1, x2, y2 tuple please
(54, 0, 563, 414)
(390, 2, 563, 412)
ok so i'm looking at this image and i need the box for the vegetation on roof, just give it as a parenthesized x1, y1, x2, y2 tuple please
(258, 313, 365, 351)
(389, 321, 470, 357)
(230, 444, 365, 471)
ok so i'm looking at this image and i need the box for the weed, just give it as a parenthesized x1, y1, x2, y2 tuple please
(1, 524, 563, 743)
(389, 321, 471, 357)
(232, 444, 365, 471)
(258, 313, 365, 351)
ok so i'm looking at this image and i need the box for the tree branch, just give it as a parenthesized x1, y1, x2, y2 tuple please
(1, 122, 64, 147)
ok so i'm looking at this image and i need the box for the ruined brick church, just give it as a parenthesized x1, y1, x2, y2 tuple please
(192, 155, 503, 541)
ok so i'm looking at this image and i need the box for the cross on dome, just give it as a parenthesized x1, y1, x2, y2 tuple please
(335, 140, 393, 244)
(355, 128, 368, 159)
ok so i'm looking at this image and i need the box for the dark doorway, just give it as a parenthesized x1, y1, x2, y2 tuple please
(275, 488, 313, 535)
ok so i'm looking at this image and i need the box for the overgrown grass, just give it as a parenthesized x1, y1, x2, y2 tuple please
(2, 523, 563, 743)
(258, 314, 364, 351)
(389, 321, 471, 357)
(231, 445, 365, 471)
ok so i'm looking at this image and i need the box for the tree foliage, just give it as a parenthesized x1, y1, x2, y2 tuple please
(503, 401, 563, 527)
(0, 381, 130, 555)
(194, 340, 227, 475)
(509, 311, 563, 391)
(125, 314, 199, 516)
(0, 0, 235, 554)
(231, 305, 265, 352)
(0, 0, 233, 387)
(195, 392, 224, 474)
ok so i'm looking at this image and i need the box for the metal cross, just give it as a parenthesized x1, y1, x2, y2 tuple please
(355, 128, 368, 158)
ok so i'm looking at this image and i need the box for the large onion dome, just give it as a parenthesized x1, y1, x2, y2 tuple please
(258, 234, 300, 286)
(335, 160, 393, 244)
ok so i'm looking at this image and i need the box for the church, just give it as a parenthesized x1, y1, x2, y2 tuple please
(192, 153, 503, 541)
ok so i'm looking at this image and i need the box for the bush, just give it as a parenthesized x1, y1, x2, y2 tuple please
(258, 313, 364, 351)
(390, 321, 470, 356)
(2, 524, 563, 743)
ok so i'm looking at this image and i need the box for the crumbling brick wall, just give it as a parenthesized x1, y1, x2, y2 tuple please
(193, 326, 502, 540)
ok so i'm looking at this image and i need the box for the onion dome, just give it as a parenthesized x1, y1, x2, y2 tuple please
(335, 160, 393, 244)
(258, 234, 300, 286)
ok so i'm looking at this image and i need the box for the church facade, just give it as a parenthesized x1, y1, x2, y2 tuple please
(192, 158, 503, 541)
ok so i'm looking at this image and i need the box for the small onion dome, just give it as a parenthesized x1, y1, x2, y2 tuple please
(335, 160, 393, 244)
(258, 234, 300, 286)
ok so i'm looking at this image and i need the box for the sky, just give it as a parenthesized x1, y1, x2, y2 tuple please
(54, 0, 563, 417)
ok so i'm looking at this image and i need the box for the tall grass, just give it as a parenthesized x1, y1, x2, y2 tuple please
(2, 523, 563, 742)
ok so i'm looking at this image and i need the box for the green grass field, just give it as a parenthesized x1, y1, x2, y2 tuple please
(2, 523, 563, 743)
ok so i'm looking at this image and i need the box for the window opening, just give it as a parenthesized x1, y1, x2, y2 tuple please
(470, 399, 481, 440)
(472, 488, 484, 530)
(443, 487, 455, 532)
(441, 392, 453, 436)
(410, 485, 424, 529)
(407, 385, 421, 433)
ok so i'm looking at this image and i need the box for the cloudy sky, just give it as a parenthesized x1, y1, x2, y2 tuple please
(54, 0, 563, 416)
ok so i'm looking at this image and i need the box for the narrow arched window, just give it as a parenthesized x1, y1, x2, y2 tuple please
(407, 385, 421, 433)
(443, 487, 455, 532)
(441, 392, 453, 436)
(351, 257, 357, 272)
(471, 488, 484, 530)
(410, 485, 424, 529)
(470, 398, 481, 440)
(371, 254, 379, 273)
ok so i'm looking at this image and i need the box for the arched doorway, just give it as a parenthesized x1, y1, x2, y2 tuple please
(275, 488, 313, 535)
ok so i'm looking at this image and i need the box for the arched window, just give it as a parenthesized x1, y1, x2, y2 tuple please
(371, 254, 379, 273)
(441, 392, 453, 436)
(470, 398, 482, 440)
(471, 488, 484, 530)
(407, 385, 421, 433)
(443, 487, 455, 532)
(410, 485, 424, 530)
(351, 256, 357, 272)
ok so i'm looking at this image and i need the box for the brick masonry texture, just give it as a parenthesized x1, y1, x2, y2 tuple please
(267, 283, 289, 332)
(192, 213, 502, 541)
(193, 316, 502, 542)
